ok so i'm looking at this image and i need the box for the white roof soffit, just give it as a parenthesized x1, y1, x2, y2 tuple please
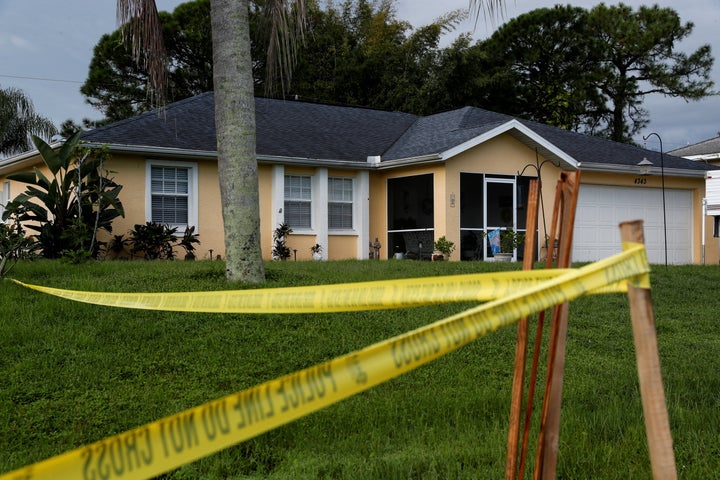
(0, 146, 50, 174)
(685, 153, 720, 162)
(440, 119, 580, 170)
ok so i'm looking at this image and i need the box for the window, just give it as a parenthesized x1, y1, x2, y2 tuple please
(0, 181, 9, 220)
(146, 162, 197, 230)
(328, 177, 353, 230)
(284, 175, 311, 228)
(387, 174, 434, 230)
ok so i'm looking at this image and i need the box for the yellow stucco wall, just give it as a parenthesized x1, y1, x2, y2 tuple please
(258, 164, 272, 260)
(92, 156, 227, 260)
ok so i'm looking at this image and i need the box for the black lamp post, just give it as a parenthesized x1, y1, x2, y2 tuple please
(642, 132, 667, 267)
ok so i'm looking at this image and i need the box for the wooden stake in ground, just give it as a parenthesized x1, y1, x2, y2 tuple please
(619, 220, 677, 480)
(534, 170, 580, 479)
(505, 179, 539, 479)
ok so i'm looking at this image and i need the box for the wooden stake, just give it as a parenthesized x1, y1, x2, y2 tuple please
(506, 179, 540, 479)
(619, 220, 677, 480)
(534, 171, 580, 479)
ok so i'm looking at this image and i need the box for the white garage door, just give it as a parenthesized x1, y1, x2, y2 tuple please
(574, 185, 693, 264)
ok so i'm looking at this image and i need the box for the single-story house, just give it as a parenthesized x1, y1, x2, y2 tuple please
(670, 136, 720, 166)
(670, 136, 720, 241)
(0, 92, 716, 264)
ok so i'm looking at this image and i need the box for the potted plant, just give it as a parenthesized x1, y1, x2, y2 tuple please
(433, 236, 455, 261)
(494, 228, 525, 262)
(310, 243, 323, 260)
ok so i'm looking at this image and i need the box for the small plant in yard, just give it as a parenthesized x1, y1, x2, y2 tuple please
(107, 234, 131, 258)
(433, 236, 455, 260)
(272, 222, 292, 260)
(179, 226, 200, 260)
(0, 213, 35, 278)
(129, 222, 178, 260)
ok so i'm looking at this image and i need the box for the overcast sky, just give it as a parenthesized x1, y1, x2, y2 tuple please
(1, 0, 719, 151)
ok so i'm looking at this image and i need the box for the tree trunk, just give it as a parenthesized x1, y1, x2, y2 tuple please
(211, 0, 265, 283)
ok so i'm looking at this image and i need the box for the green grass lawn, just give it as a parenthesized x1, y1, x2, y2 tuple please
(1, 259, 718, 479)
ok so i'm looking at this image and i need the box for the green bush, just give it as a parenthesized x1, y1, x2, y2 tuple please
(129, 222, 178, 260)
(2, 131, 124, 259)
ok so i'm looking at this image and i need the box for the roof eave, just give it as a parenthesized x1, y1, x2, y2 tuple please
(89, 143, 218, 160)
(258, 154, 370, 169)
(93, 143, 372, 169)
(375, 153, 444, 169)
(0, 141, 64, 174)
(683, 153, 720, 162)
(579, 162, 707, 178)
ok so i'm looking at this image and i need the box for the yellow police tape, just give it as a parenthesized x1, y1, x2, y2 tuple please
(9, 267, 637, 314)
(0, 243, 650, 480)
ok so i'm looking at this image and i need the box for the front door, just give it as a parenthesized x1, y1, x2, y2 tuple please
(485, 177, 519, 260)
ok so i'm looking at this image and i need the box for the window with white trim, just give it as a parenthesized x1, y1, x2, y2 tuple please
(284, 175, 311, 228)
(328, 177, 353, 230)
(0, 181, 9, 221)
(147, 162, 198, 230)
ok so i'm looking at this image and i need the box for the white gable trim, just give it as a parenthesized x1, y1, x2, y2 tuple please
(440, 119, 580, 170)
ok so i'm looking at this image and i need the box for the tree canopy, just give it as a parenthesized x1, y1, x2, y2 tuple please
(90, 1, 714, 145)
(84, 0, 466, 120)
(82, 0, 214, 122)
(475, 3, 715, 142)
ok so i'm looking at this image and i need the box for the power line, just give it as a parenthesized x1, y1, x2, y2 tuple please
(0, 73, 83, 84)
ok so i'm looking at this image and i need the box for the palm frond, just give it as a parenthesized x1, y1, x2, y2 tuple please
(468, 0, 508, 29)
(116, 0, 167, 108)
(263, 0, 307, 97)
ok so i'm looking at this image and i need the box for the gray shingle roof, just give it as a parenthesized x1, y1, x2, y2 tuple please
(81, 92, 712, 173)
(383, 107, 509, 160)
(82, 93, 418, 162)
(669, 136, 720, 157)
(519, 120, 710, 171)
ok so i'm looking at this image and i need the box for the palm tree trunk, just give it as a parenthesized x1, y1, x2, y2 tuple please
(211, 0, 265, 283)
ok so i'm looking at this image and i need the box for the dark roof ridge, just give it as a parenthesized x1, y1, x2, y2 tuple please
(256, 95, 417, 116)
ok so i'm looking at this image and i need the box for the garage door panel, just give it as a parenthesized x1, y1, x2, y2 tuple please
(574, 185, 692, 264)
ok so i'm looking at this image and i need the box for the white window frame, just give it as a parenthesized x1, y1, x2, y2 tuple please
(328, 177, 354, 231)
(145, 160, 198, 232)
(0, 181, 9, 222)
(284, 174, 313, 231)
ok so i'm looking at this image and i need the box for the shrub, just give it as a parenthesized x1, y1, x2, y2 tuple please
(0, 213, 36, 277)
(2, 131, 124, 259)
(179, 226, 200, 260)
(129, 222, 178, 260)
(272, 223, 292, 260)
